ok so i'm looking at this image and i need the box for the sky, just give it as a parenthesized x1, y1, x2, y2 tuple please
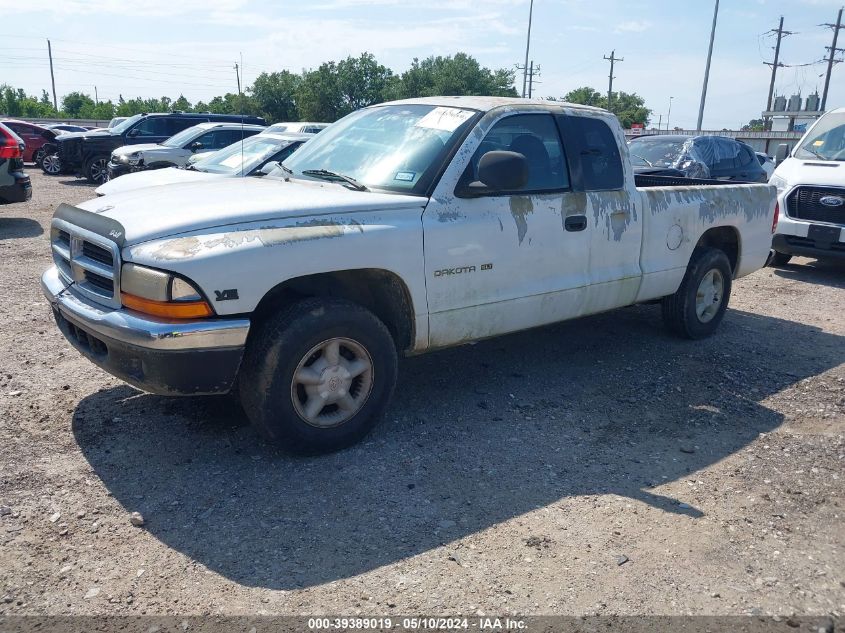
(1, 0, 843, 130)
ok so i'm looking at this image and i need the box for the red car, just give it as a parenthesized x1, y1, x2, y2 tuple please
(0, 119, 58, 166)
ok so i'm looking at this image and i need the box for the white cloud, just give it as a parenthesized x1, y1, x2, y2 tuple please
(614, 20, 652, 33)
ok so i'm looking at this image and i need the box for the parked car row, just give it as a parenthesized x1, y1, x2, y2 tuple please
(0, 122, 32, 204)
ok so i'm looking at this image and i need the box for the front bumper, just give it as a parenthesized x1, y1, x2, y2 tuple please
(42, 266, 250, 395)
(0, 173, 32, 204)
(772, 233, 845, 260)
(107, 161, 144, 179)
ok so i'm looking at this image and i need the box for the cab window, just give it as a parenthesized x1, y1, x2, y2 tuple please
(460, 113, 569, 194)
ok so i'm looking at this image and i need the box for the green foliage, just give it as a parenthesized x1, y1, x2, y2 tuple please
(250, 71, 300, 122)
(742, 118, 766, 132)
(561, 86, 651, 128)
(392, 53, 518, 99)
(1, 52, 518, 124)
(0, 85, 59, 118)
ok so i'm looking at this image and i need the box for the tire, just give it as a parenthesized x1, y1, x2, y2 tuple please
(84, 156, 110, 184)
(34, 148, 46, 169)
(662, 247, 733, 339)
(238, 297, 398, 454)
(41, 153, 62, 176)
(768, 250, 792, 267)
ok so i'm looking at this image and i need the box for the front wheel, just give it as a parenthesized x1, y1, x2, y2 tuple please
(84, 156, 109, 184)
(34, 148, 46, 169)
(662, 247, 733, 339)
(41, 153, 62, 175)
(238, 298, 398, 454)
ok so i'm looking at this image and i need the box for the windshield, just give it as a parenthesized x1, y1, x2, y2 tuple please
(282, 104, 479, 194)
(628, 138, 686, 167)
(163, 125, 203, 148)
(110, 114, 143, 135)
(795, 113, 845, 161)
(191, 135, 293, 175)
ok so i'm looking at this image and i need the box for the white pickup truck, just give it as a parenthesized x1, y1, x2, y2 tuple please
(42, 97, 777, 453)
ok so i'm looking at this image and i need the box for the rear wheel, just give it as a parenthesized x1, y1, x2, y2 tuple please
(662, 247, 733, 339)
(41, 153, 62, 175)
(84, 156, 109, 184)
(239, 297, 398, 454)
(768, 250, 792, 267)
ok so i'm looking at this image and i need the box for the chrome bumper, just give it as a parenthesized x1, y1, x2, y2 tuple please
(42, 265, 249, 351)
(42, 265, 250, 395)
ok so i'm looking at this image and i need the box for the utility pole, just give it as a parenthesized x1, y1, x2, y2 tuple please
(522, 62, 540, 99)
(657, 114, 663, 130)
(521, 0, 535, 98)
(697, 0, 720, 131)
(603, 50, 623, 110)
(764, 17, 791, 125)
(94, 86, 98, 105)
(47, 39, 57, 112)
(667, 96, 674, 131)
(821, 7, 844, 112)
(234, 62, 241, 95)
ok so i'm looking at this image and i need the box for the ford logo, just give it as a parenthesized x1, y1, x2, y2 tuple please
(819, 195, 844, 208)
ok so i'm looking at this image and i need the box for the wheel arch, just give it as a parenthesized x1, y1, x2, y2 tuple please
(693, 226, 741, 277)
(250, 268, 417, 353)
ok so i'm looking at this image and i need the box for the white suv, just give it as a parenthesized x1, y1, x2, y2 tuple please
(107, 122, 266, 179)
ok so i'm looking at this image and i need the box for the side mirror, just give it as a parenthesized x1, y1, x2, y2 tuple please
(463, 150, 529, 195)
(775, 144, 790, 165)
(127, 129, 139, 138)
(189, 141, 203, 151)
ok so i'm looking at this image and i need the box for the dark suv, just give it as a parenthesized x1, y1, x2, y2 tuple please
(52, 112, 266, 183)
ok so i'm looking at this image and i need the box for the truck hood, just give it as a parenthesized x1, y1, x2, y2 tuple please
(78, 177, 428, 245)
(111, 143, 165, 155)
(57, 130, 114, 141)
(95, 166, 220, 196)
(773, 157, 845, 188)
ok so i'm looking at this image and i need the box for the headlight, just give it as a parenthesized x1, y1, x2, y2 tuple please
(769, 174, 788, 194)
(120, 263, 212, 319)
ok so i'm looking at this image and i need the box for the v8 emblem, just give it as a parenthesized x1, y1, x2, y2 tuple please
(214, 289, 239, 302)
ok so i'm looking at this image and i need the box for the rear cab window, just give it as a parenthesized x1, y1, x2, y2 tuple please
(556, 115, 624, 191)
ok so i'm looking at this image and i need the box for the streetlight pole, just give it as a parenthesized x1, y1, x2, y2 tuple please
(696, 0, 719, 131)
(522, 0, 535, 98)
(667, 96, 674, 131)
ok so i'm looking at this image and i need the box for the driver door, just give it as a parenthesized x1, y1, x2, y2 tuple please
(422, 112, 591, 348)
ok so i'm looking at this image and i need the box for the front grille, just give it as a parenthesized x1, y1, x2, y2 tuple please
(50, 220, 121, 309)
(786, 186, 845, 225)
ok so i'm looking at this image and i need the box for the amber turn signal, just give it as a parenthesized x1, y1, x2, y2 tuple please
(121, 293, 213, 319)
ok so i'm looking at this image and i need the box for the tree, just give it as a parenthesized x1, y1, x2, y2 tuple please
(250, 71, 300, 122)
(61, 92, 96, 118)
(297, 53, 394, 122)
(172, 95, 191, 112)
(742, 118, 766, 132)
(561, 86, 651, 128)
(393, 53, 517, 99)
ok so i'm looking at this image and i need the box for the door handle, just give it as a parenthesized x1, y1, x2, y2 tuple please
(564, 215, 587, 232)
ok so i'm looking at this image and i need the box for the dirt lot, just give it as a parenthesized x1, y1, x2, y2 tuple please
(0, 169, 843, 618)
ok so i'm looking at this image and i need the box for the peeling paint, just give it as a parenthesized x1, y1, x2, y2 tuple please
(509, 196, 534, 245)
(151, 222, 346, 260)
(589, 190, 634, 241)
(437, 210, 464, 223)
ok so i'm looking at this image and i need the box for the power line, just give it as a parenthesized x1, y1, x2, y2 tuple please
(764, 16, 792, 121)
(697, 0, 720, 131)
(820, 6, 844, 111)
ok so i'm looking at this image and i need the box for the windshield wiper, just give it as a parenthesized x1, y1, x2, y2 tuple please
(302, 168, 368, 191)
(280, 164, 293, 175)
(800, 147, 830, 161)
(631, 153, 653, 167)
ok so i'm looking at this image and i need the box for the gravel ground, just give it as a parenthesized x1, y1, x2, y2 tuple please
(0, 169, 843, 618)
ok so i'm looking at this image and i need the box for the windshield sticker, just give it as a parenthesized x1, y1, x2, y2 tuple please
(394, 171, 416, 182)
(415, 107, 474, 132)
